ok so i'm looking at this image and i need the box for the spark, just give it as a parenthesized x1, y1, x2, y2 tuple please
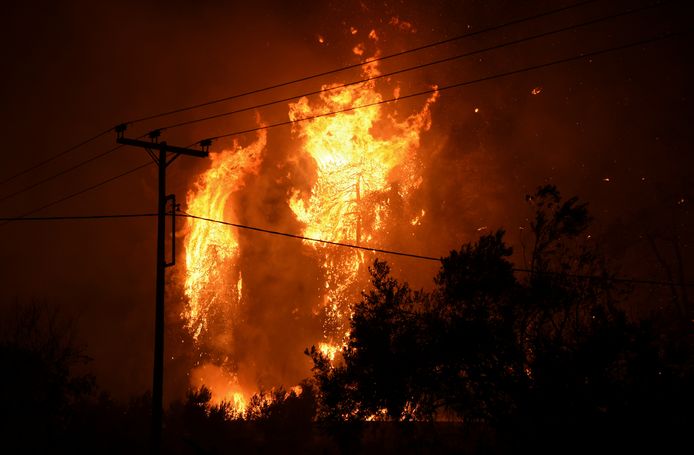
(389, 17, 414, 32)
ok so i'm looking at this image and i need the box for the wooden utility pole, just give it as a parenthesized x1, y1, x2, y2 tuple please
(116, 125, 209, 452)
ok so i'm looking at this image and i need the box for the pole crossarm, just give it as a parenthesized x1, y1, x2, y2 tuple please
(116, 136, 209, 159)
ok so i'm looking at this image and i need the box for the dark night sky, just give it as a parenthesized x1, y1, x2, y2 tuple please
(0, 0, 690, 402)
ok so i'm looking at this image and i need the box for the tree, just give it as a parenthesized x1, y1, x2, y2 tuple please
(308, 185, 692, 448)
(309, 230, 525, 423)
(309, 259, 432, 421)
(429, 230, 525, 423)
(163, 383, 318, 452)
(0, 301, 95, 450)
(518, 186, 657, 438)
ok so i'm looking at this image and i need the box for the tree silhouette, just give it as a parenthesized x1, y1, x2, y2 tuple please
(308, 185, 693, 449)
(0, 301, 95, 451)
(309, 231, 524, 423)
(162, 382, 319, 452)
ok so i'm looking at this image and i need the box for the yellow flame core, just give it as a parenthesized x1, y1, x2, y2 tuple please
(288, 62, 437, 343)
(318, 342, 341, 361)
(183, 130, 266, 342)
(183, 131, 266, 413)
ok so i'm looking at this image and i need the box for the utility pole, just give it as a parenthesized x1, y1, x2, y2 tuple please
(115, 125, 209, 452)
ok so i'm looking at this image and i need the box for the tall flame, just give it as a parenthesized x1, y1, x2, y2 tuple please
(181, 29, 437, 412)
(288, 44, 437, 345)
(184, 130, 265, 341)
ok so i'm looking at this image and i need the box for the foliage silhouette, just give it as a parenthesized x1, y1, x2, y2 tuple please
(308, 185, 694, 450)
(162, 382, 321, 453)
(0, 301, 95, 451)
(3, 185, 691, 452)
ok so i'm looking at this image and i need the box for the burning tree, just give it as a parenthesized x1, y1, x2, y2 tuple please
(288, 57, 437, 353)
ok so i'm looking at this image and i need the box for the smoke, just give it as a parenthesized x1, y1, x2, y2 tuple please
(1, 0, 688, 404)
(175, 16, 451, 403)
(169, 1, 693, 404)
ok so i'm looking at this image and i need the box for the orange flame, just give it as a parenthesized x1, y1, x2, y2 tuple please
(182, 30, 438, 414)
(288, 57, 437, 344)
(182, 130, 266, 413)
(183, 130, 266, 342)
(190, 363, 251, 412)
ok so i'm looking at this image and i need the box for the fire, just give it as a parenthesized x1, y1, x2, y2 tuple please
(183, 130, 265, 342)
(288, 38, 437, 345)
(389, 17, 415, 33)
(191, 363, 250, 412)
(181, 27, 437, 415)
(182, 130, 265, 412)
(317, 342, 341, 361)
(410, 208, 426, 226)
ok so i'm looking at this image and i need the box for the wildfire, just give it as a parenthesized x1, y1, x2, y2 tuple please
(288, 35, 438, 345)
(182, 130, 265, 410)
(191, 363, 250, 412)
(183, 130, 265, 342)
(317, 342, 341, 361)
(181, 26, 437, 414)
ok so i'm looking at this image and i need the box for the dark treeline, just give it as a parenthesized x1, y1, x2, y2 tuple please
(1, 185, 692, 453)
(307, 185, 694, 452)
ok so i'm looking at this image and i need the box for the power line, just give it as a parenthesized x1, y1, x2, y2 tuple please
(2, 210, 692, 288)
(4, 31, 682, 228)
(0, 145, 124, 204)
(0, 161, 153, 227)
(0, 213, 158, 221)
(181, 212, 439, 261)
(203, 31, 682, 143)
(512, 267, 692, 288)
(4, 2, 655, 207)
(0, 130, 153, 206)
(0, 1, 664, 204)
(180, 212, 694, 288)
(1, 1, 601, 192)
(154, 1, 662, 134)
(123, 0, 600, 126)
(0, 128, 113, 186)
